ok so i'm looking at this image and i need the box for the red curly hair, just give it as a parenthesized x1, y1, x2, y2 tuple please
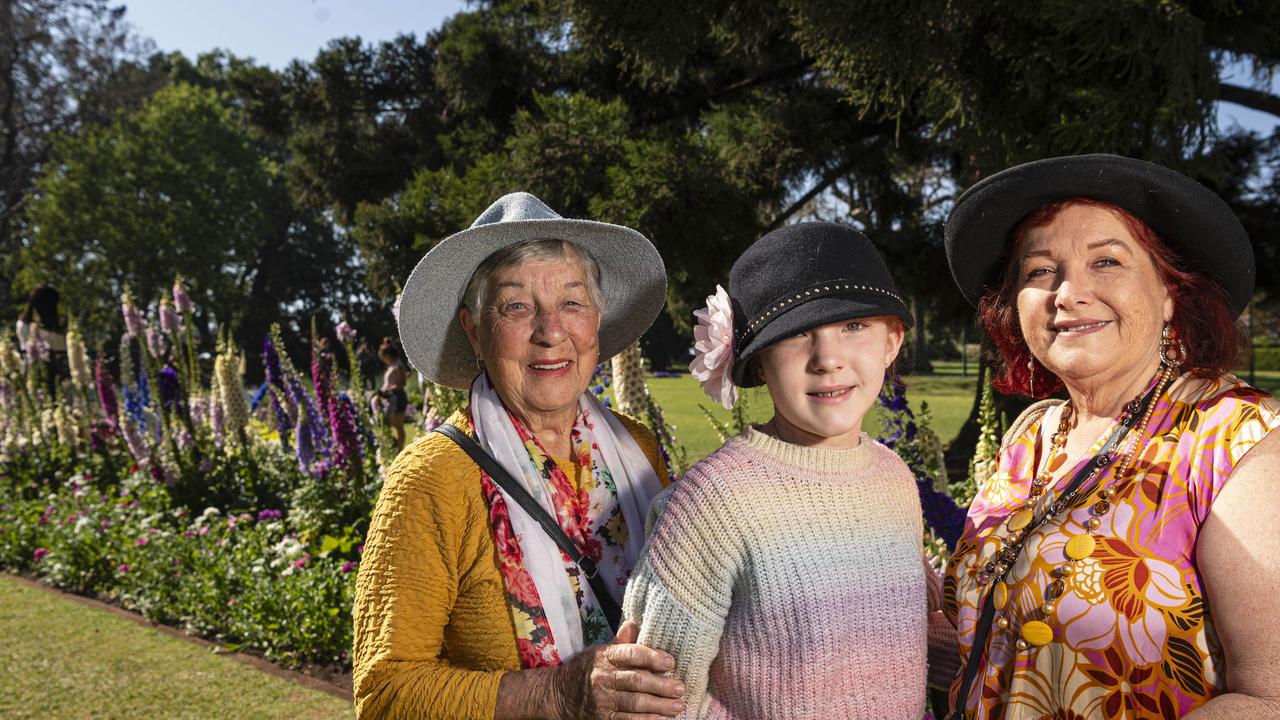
(978, 197, 1242, 399)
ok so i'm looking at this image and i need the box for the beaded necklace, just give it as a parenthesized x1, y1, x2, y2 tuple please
(977, 364, 1176, 652)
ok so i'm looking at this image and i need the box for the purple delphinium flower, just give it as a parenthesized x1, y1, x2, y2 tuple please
(875, 379, 965, 549)
(257, 509, 282, 522)
(95, 360, 118, 428)
(124, 367, 149, 430)
(262, 335, 286, 391)
(158, 366, 180, 408)
(270, 388, 292, 452)
(311, 344, 335, 427)
(335, 321, 357, 343)
(159, 300, 180, 336)
(330, 393, 362, 471)
(295, 405, 315, 472)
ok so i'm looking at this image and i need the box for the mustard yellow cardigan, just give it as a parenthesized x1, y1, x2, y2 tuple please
(353, 410, 667, 719)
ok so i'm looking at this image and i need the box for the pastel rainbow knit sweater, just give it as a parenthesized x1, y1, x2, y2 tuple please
(623, 426, 950, 719)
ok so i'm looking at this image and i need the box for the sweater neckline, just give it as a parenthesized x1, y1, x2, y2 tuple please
(736, 425, 877, 473)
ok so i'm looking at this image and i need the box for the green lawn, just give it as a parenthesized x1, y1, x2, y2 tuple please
(0, 575, 353, 720)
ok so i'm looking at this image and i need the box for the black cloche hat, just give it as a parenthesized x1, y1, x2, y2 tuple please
(944, 153, 1255, 315)
(730, 222, 914, 387)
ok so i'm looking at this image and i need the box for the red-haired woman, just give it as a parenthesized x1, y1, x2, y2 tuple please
(940, 154, 1280, 719)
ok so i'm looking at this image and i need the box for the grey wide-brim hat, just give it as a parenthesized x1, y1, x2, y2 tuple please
(398, 192, 667, 389)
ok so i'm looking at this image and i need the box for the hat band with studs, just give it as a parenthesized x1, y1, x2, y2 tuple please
(735, 280, 906, 344)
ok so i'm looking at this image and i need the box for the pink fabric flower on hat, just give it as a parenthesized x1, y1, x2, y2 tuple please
(690, 285, 738, 409)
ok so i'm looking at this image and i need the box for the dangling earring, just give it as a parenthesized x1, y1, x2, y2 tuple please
(1027, 358, 1036, 397)
(475, 355, 485, 372)
(1159, 323, 1186, 369)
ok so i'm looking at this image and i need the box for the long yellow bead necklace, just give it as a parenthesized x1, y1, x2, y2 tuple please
(979, 364, 1176, 652)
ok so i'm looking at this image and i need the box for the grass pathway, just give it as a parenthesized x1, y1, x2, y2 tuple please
(0, 575, 353, 720)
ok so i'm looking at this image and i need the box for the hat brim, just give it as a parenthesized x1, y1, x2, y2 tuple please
(399, 218, 667, 388)
(731, 294, 913, 388)
(944, 154, 1254, 314)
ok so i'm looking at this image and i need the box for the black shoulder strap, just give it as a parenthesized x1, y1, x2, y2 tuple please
(435, 422, 622, 633)
(949, 380, 1164, 719)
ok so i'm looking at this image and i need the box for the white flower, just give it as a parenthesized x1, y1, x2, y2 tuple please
(690, 285, 738, 409)
(74, 516, 94, 534)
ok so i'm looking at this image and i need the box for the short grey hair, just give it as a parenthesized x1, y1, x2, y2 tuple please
(462, 239, 605, 314)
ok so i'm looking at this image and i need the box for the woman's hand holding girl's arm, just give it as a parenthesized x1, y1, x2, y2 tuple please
(495, 620, 685, 720)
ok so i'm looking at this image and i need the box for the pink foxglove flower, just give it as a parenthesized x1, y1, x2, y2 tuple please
(146, 327, 166, 358)
(335, 321, 357, 343)
(690, 284, 737, 409)
(121, 291, 146, 339)
(172, 277, 193, 315)
(159, 299, 180, 335)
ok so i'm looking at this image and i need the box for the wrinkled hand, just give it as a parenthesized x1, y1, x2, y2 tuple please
(556, 620, 686, 720)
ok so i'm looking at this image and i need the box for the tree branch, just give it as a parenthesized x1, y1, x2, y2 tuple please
(765, 159, 857, 231)
(1219, 81, 1280, 118)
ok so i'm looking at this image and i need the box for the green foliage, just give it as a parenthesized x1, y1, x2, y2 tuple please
(22, 84, 270, 345)
(1253, 345, 1280, 371)
(698, 392, 753, 444)
(0, 465, 360, 667)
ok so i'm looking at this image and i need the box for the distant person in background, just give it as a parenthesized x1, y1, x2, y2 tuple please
(15, 284, 67, 397)
(377, 336, 408, 451)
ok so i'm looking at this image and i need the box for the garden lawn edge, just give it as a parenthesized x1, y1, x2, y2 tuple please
(1, 571, 353, 702)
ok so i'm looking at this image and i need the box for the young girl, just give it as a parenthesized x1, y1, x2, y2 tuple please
(623, 222, 957, 719)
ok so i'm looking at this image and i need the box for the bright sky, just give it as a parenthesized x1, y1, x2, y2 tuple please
(122, 0, 1276, 135)
(121, 0, 471, 69)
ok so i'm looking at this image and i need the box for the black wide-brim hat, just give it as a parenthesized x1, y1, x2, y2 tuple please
(944, 153, 1254, 315)
(730, 222, 914, 388)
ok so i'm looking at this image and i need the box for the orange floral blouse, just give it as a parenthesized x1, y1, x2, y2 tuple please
(944, 374, 1280, 719)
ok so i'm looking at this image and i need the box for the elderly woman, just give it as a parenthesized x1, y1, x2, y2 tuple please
(353, 193, 685, 719)
(940, 154, 1280, 719)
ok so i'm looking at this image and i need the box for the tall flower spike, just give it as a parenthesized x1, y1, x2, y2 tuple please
(690, 285, 738, 409)
(95, 359, 118, 428)
(159, 298, 180, 336)
(172, 277, 193, 315)
(66, 322, 91, 391)
(335, 321, 357, 343)
(611, 343, 648, 417)
(121, 289, 146, 339)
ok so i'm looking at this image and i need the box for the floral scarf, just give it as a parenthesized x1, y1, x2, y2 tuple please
(469, 374, 662, 666)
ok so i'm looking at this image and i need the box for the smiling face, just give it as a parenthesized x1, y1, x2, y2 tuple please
(458, 257, 601, 428)
(1015, 203, 1173, 390)
(757, 316, 904, 449)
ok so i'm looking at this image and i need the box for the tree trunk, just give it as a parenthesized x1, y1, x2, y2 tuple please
(910, 297, 933, 373)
